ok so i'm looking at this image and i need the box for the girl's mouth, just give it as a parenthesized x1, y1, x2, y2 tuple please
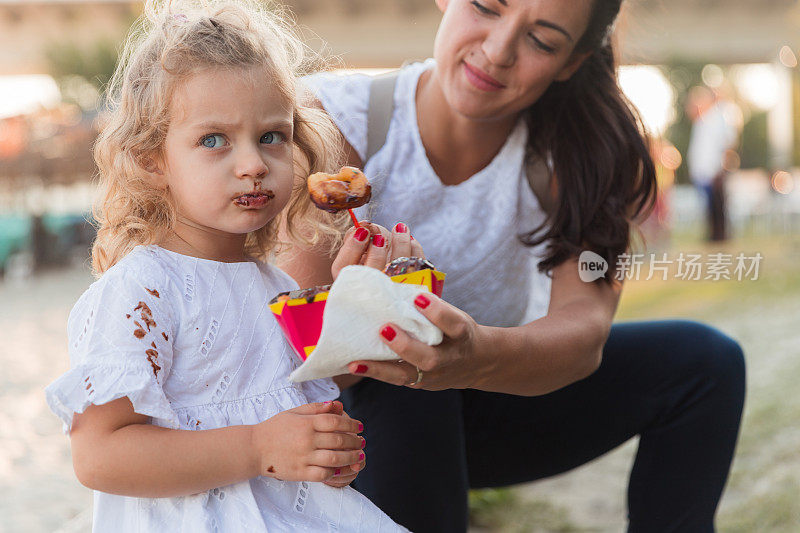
(233, 190, 275, 208)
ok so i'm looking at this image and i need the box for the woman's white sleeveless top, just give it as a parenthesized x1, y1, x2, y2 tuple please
(303, 60, 551, 327)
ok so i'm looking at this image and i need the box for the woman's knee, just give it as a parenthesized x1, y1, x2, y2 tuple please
(671, 320, 746, 393)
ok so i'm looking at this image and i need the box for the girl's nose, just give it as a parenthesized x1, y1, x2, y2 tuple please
(235, 147, 268, 180)
(482, 29, 516, 68)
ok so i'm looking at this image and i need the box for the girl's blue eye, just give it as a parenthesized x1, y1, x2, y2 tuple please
(201, 134, 226, 148)
(260, 131, 286, 145)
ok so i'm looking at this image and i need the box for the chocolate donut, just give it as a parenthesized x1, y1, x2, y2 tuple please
(269, 284, 331, 305)
(307, 166, 371, 213)
(383, 257, 435, 277)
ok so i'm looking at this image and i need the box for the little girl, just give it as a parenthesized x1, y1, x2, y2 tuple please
(45, 1, 406, 531)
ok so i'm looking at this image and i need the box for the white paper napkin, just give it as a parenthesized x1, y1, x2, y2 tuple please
(289, 265, 443, 382)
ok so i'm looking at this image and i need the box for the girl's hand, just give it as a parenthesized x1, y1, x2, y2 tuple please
(346, 293, 481, 390)
(252, 401, 365, 483)
(320, 402, 366, 488)
(331, 221, 424, 280)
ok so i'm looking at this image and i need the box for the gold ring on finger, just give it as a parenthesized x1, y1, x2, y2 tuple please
(408, 366, 423, 387)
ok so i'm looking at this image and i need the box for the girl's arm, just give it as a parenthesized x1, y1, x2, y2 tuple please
(70, 398, 364, 498)
(347, 257, 621, 397)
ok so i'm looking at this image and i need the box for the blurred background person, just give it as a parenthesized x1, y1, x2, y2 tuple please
(685, 85, 739, 242)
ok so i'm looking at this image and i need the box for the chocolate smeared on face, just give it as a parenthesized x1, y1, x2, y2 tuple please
(233, 190, 275, 207)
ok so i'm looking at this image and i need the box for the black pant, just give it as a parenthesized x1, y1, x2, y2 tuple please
(340, 320, 746, 532)
(701, 175, 727, 242)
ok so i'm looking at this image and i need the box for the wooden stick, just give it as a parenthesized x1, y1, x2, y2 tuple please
(348, 209, 361, 229)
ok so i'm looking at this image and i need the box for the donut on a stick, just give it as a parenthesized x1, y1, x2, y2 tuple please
(307, 166, 371, 228)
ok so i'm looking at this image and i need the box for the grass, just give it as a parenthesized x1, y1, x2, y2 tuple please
(468, 229, 800, 532)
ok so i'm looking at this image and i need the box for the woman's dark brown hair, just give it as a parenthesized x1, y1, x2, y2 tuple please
(523, 0, 657, 281)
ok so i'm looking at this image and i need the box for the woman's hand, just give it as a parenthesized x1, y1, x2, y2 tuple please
(346, 293, 484, 391)
(251, 401, 365, 484)
(331, 222, 424, 280)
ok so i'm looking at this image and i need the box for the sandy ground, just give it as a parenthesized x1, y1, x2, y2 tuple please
(2, 264, 798, 532)
(0, 266, 95, 532)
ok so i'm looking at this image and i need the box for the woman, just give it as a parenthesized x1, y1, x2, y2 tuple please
(287, 0, 745, 531)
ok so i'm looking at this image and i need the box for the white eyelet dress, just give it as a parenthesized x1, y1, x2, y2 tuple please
(45, 245, 407, 532)
(303, 60, 551, 327)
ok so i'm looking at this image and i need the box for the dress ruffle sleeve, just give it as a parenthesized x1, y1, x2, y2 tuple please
(45, 262, 179, 432)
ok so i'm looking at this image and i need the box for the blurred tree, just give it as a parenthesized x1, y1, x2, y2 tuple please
(44, 39, 119, 110)
(45, 39, 118, 90)
(739, 111, 769, 170)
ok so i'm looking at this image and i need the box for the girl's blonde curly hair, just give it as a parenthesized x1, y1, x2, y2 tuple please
(91, 0, 346, 276)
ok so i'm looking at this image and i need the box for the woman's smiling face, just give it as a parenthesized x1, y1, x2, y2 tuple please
(432, 0, 594, 121)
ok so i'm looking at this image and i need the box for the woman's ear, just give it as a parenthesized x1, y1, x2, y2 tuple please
(435, 0, 449, 13)
(554, 50, 593, 82)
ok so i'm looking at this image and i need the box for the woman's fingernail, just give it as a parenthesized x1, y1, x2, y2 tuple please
(380, 326, 396, 341)
(334, 468, 341, 476)
(360, 437, 366, 448)
(358, 423, 364, 432)
(354, 364, 368, 374)
(394, 222, 408, 233)
(372, 234, 385, 247)
(354, 227, 369, 242)
(323, 401, 331, 405)
(414, 294, 430, 309)
(410, 235, 414, 241)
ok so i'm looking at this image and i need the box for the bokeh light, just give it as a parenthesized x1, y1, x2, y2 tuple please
(659, 145, 682, 171)
(618, 65, 675, 136)
(779, 45, 798, 68)
(0, 75, 60, 119)
(722, 149, 741, 172)
(701, 64, 725, 88)
(771, 170, 795, 195)
(731, 63, 780, 110)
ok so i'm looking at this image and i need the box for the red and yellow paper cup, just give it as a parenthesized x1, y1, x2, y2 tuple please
(270, 260, 445, 362)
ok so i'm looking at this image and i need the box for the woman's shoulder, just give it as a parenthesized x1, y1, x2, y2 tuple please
(300, 60, 433, 161)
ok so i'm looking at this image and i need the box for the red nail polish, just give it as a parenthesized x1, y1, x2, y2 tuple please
(394, 222, 408, 233)
(358, 423, 364, 432)
(414, 294, 430, 309)
(334, 468, 341, 476)
(372, 234, 385, 247)
(361, 438, 366, 449)
(354, 227, 369, 242)
(380, 326, 396, 341)
(359, 452, 365, 461)
(354, 364, 368, 374)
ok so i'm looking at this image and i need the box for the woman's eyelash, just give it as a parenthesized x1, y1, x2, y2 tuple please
(471, 1, 555, 53)
(530, 35, 556, 53)
(470, 1, 494, 15)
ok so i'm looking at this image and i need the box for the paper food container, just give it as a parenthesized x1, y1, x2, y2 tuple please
(270, 262, 445, 362)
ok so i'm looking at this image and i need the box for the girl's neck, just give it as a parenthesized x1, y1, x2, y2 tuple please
(159, 219, 248, 263)
(415, 68, 519, 186)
